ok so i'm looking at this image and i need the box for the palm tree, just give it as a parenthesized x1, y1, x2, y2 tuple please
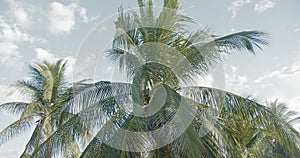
(262, 99, 300, 157)
(31, 0, 300, 157)
(0, 60, 83, 157)
(267, 99, 300, 125)
(218, 97, 300, 157)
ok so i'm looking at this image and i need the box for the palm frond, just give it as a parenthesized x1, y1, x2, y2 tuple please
(266, 99, 300, 126)
(28, 64, 46, 91)
(31, 97, 116, 157)
(30, 82, 131, 157)
(288, 117, 300, 125)
(15, 80, 43, 101)
(0, 102, 29, 115)
(214, 31, 269, 54)
(64, 81, 131, 114)
(106, 48, 142, 78)
(18, 102, 42, 126)
(179, 86, 300, 157)
(20, 120, 45, 157)
(0, 118, 33, 145)
(79, 83, 223, 157)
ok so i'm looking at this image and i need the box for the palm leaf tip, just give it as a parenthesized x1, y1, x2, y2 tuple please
(215, 31, 269, 54)
(0, 102, 28, 115)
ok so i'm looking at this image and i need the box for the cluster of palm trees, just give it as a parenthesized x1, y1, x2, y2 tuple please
(1, 0, 300, 157)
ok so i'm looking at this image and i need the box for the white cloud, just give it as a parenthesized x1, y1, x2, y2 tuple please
(254, 0, 276, 13)
(1, 55, 24, 73)
(0, 18, 32, 43)
(225, 65, 249, 93)
(35, 48, 56, 63)
(0, 6, 41, 72)
(0, 42, 18, 56)
(229, 0, 251, 17)
(79, 8, 89, 24)
(252, 59, 300, 113)
(0, 1, 47, 45)
(49, 2, 77, 34)
(14, 8, 29, 27)
(294, 24, 300, 32)
(255, 63, 300, 84)
(4, 0, 36, 29)
(211, 64, 226, 90)
(48, 2, 91, 34)
(0, 42, 24, 71)
(0, 42, 21, 65)
(0, 16, 31, 72)
(229, 0, 276, 17)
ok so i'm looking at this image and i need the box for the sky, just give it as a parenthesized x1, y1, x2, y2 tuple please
(0, 0, 300, 156)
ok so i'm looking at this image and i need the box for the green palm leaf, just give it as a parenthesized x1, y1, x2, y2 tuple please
(180, 86, 300, 157)
(0, 102, 29, 115)
(0, 117, 33, 145)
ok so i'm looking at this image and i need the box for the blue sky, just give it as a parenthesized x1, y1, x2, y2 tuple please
(0, 0, 300, 156)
